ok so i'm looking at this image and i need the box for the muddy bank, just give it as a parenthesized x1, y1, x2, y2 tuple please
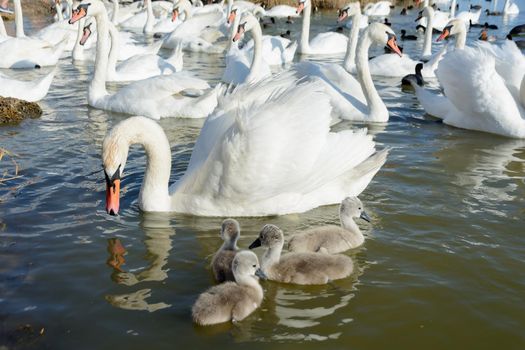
(0, 97, 42, 125)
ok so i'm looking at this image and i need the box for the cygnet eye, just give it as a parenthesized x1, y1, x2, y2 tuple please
(358, 207, 362, 210)
(252, 264, 256, 268)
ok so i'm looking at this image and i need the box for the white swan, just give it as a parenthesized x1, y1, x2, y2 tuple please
(101, 76, 388, 216)
(407, 43, 525, 138)
(416, 0, 449, 32)
(162, 0, 224, 52)
(105, 21, 183, 81)
(263, 4, 298, 18)
(455, 8, 482, 25)
(503, 0, 520, 15)
(363, 1, 391, 16)
(0, 69, 56, 102)
(293, 22, 402, 122)
(70, 0, 217, 119)
(296, 0, 348, 55)
(222, 12, 271, 84)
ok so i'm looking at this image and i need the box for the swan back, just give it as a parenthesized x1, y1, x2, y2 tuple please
(193, 251, 264, 325)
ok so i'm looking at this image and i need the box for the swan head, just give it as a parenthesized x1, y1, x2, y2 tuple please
(249, 224, 284, 250)
(296, 0, 309, 15)
(437, 19, 465, 41)
(232, 251, 266, 282)
(172, 0, 191, 22)
(227, 7, 238, 25)
(69, 2, 91, 24)
(80, 22, 93, 46)
(340, 197, 371, 223)
(338, 2, 360, 22)
(368, 22, 402, 57)
(102, 123, 131, 216)
(221, 218, 240, 246)
(233, 12, 258, 42)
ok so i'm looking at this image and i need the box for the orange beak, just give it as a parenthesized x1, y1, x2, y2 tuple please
(387, 36, 402, 57)
(172, 9, 179, 22)
(296, 2, 305, 14)
(337, 10, 348, 22)
(233, 26, 244, 42)
(227, 11, 236, 25)
(69, 7, 85, 24)
(437, 28, 449, 41)
(106, 179, 120, 216)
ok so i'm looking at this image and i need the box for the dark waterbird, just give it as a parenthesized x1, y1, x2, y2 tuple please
(401, 29, 418, 40)
(402, 63, 424, 87)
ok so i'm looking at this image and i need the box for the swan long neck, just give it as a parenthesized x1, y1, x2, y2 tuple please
(450, 0, 456, 17)
(299, 3, 311, 53)
(90, 7, 110, 102)
(55, 2, 64, 21)
(144, 0, 154, 33)
(262, 243, 282, 272)
(107, 22, 120, 79)
(111, 0, 119, 24)
(234, 275, 263, 300)
(72, 18, 85, 61)
(422, 9, 433, 57)
(0, 14, 7, 37)
(455, 25, 466, 49)
(340, 214, 364, 246)
(343, 10, 361, 72)
(520, 75, 525, 108)
(503, 0, 510, 13)
(14, 0, 25, 37)
(356, 32, 388, 121)
(246, 22, 263, 83)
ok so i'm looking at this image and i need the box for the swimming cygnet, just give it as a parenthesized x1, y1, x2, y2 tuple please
(211, 218, 240, 283)
(288, 197, 370, 254)
(249, 224, 354, 285)
(192, 251, 266, 326)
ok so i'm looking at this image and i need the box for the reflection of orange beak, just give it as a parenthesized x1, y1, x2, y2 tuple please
(80, 27, 91, 46)
(387, 36, 402, 57)
(106, 179, 120, 215)
(227, 11, 236, 24)
(296, 2, 305, 14)
(107, 238, 126, 271)
(69, 8, 85, 24)
(436, 28, 449, 41)
(171, 9, 178, 22)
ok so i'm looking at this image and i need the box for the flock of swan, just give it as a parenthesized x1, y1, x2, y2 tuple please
(0, 0, 524, 326)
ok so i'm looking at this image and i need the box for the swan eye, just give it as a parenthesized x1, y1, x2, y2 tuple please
(252, 265, 256, 268)
(358, 207, 362, 210)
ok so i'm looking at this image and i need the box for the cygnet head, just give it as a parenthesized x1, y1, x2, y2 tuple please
(232, 251, 267, 281)
(249, 224, 284, 250)
(338, 2, 360, 22)
(368, 22, 403, 56)
(437, 19, 465, 41)
(233, 12, 258, 42)
(340, 197, 371, 223)
(221, 218, 240, 246)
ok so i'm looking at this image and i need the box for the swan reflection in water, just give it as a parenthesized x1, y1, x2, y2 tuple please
(104, 212, 175, 312)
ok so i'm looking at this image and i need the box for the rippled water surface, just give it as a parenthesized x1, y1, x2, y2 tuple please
(1, 3, 525, 349)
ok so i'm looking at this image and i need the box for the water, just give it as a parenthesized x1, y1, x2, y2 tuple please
(1, 3, 525, 349)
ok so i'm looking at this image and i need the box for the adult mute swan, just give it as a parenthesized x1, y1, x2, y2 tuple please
(503, 0, 520, 15)
(70, 1, 217, 119)
(0, 69, 56, 102)
(263, 4, 298, 18)
(363, 1, 391, 16)
(222, 12, 271, 84)
(293, 22, 402, 122)
(162, 0, 224, 52)
(102, 76, 388, 216)
(296, 0, 348, 55)
(407, 43, 525, 138)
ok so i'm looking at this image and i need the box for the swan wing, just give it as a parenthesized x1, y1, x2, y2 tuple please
(308, 32, 348, 55)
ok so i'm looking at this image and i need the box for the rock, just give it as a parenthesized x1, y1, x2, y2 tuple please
(0, 97, 42, 124)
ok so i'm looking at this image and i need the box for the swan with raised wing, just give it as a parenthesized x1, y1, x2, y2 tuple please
(102, 75, 388, 216)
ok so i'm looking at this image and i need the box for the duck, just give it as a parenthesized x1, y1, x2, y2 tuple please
(288, 197, 370, 254)
(296, 0, 348, 55)
(400, 29, 418, 40)
(192, 251, 266, 325)
(211, 219, 240, 283)
(401, 62, 424, 87)
(248, 224, 354, 285)
(408, 31, 525, 138)
(485, 9, 502, 15)
(400, 7, 407, 15)
(383, 18, 391, 26)
(101, 74, 388, 216)
(292, 11, 402, 122)
(69, 0, 217, 119)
